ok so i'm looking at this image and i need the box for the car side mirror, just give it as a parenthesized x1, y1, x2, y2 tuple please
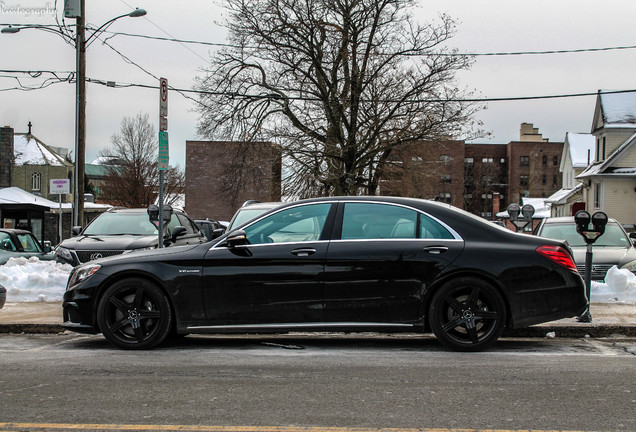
(42, 240, 52, 253)
(71, 226, 82, 236)
(630, 232, 636, 246)
(226, 230, 248, 247)
(171, 226, 187, 242)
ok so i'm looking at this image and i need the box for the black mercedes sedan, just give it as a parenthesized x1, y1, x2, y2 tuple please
(62, 197, 587, 351)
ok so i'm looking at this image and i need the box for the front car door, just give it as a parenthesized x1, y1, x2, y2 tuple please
(200, 202, 335, 326)
(323, 201, 464, 324)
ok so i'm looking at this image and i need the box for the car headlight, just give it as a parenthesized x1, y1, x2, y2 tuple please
(55, 246, 73, 261)
(620, 260, 636, 272)
(68, 264, 102, 288)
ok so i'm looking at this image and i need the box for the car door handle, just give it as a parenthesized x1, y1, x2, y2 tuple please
(423, 246, 449, 254)
(291, 248, 317, 257)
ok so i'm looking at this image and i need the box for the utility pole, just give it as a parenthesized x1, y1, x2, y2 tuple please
(73, 0, 86, 226)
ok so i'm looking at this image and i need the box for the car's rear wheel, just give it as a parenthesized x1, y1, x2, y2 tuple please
(429, 277, 506, 351)
(97, 278, 172, 350)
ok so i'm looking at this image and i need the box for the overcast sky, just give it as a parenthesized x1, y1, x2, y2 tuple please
(2, 0, 636, 169)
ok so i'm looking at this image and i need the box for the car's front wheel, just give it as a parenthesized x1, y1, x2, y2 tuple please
(97, 278, 172, 349)
(428, 277, 506, 351)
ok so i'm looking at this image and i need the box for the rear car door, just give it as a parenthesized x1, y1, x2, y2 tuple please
(323, 201, 464, 323)
(201, 202, 335, 325)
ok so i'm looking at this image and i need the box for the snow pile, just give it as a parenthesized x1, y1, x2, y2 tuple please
(0, 258, 635, 304)
(591, 266, 636, 304)
(0, 257, 73, 302)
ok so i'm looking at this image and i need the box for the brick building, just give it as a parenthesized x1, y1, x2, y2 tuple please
(185, 141, 282, 221)
(379, 123, 563, 220)
(379, 139, 465, 208)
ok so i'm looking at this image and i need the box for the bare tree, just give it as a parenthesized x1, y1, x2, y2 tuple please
(195, 0, 483, 197)
(98, 113, 185, 208)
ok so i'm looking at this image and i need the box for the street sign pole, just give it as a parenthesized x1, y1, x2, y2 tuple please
(158, 77, 169, 248)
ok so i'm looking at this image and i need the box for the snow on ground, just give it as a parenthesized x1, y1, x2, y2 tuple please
(0, 256, 635, 304)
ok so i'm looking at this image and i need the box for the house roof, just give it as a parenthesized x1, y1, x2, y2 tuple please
(0, 187, 111, 211)
(593, 90, 636, 131)
(13, 133, 71, 167)
(544, 183, 584, 205)
(577, 131, 636, 178)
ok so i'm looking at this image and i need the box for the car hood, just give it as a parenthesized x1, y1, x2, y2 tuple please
(570, 245, 636, 267)
(59, 234, 159, 251)
(90, 243, 203, 266)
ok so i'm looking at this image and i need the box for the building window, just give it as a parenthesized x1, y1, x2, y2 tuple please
(553, 155, 558, 166)
(553, 175, 558, 185)
(542, 155, 547, 165)
(596, 138, 601, 161)
(542, 175, 546, 185)
(441, 174, 452, 183)
(520, 156, 529, 166)
(482, 157, 493, 163)
(602, 137, 606, 161)
(31, 173, 41, 192)
(500, 158, 506, 164)
(465, 157, 474, 167)
(520, 175, 529, 187)
(593, 182, 601, 208)
(440, 154, 452, 165)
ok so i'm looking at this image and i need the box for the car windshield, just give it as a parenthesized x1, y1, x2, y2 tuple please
(83, 212, 158, 236)
(17, 233, 43, 252)
(539, 222, 631, 247)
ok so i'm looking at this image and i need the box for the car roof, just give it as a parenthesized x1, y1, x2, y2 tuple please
(106, 207, 185, 214)
(239, 201, 283, 210)
(0, 228, 32, 235)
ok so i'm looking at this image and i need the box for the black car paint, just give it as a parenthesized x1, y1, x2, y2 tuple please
(62, 197, 587, 350)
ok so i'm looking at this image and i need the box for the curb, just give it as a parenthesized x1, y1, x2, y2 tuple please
(1, 323, 635, 338)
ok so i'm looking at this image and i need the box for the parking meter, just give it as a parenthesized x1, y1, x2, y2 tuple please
(574, 210, 608, 323)
(508, 203, 534, 232)
(507, 204, 520, 222)
(147, 205, 160, 223)
(521, 204, 535, 222)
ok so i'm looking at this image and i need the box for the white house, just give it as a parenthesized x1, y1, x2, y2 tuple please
(545, 132, 594, 217)
(577, 90, 636, 227)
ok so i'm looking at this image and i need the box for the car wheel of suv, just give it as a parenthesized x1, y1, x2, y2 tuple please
(97, 278, 172, 350)
(428, 277, 506, 351)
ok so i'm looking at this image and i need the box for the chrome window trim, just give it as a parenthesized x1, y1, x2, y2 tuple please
(211, 199, 463, 250)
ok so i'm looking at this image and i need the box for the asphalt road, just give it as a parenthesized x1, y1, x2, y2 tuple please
(0, 333, 635, 432)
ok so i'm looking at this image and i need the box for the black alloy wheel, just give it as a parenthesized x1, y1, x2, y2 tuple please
(429, 277, 506, 351)
(97, 278, 173, 350)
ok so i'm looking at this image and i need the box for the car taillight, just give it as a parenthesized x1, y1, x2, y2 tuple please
(536, 245, 578, 271)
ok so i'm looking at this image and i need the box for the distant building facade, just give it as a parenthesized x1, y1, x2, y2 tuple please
(185, 141, 282, 221)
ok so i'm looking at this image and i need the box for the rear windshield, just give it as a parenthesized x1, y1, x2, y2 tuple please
(84, 213, 158, 236)
(539, 222, 630, 247)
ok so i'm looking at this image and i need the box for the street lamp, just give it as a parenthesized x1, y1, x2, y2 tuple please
(1, 4, 146, 228)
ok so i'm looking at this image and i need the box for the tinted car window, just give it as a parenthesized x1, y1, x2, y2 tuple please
(17, 233, 42, 252)
(341, 203, 453, 240)
(0, 233, 16, 251)
(244, 203, 331, 244)
(176, 213, 199, 235)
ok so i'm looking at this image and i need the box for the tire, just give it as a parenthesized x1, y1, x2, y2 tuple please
(428, 277, 506, 352)
(97, 278, 173, 350)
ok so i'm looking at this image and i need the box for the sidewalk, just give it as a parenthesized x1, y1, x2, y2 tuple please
(0, 301, 634, 337)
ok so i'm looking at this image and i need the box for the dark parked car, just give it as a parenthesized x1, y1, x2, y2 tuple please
(194, 219, 224, 241)
(534, 216, 636, 281)
(62, 197, 586, 351)
(55, 208, 205, 266)
(0, 228, 53, 265)
(0, 283, 6, 309)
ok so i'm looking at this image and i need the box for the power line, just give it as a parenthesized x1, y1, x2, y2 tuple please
(87, 28, 636, 57)
(84, 78, 636, 104)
